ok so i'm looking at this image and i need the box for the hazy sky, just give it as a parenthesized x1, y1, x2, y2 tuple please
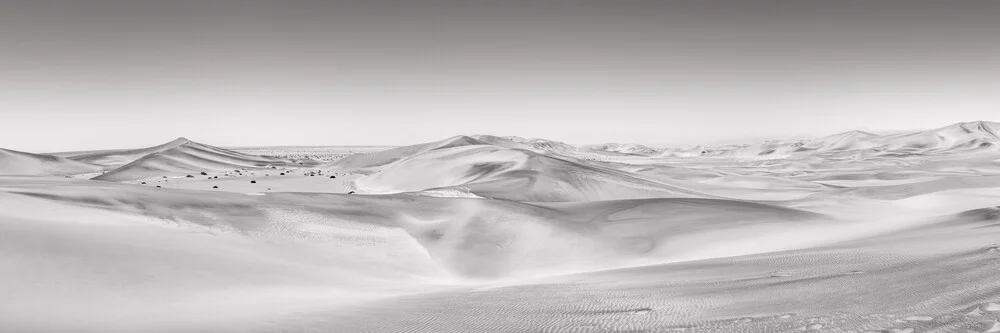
(1, 1, 998, 152)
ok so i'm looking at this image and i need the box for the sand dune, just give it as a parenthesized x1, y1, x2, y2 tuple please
(329, 135, 850, 201)
(5, 121, 1000, 332)
(58, 137, 195, 167)
(0, 147, 105, 176)
(373, 122, 1000, 163)
(866, 121, 1000, 154)
(808, 130, 880, 151)
(471, 134, 578, 155)
(0, 178, 824, 279)
(582, 142, 664, 156)
(325, 210, 1000, 333)
(92, 139, 293, 182)
(329, 136, 718, 201)
(0, 182, 440, 333)
(5, 172, 997, 332)
(323, 135, 488, 174)
(695, 121, 1000, 159)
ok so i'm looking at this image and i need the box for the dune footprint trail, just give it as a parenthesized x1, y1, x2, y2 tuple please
(3, 122, 1000, 332)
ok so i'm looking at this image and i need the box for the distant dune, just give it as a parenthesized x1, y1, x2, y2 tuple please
(58, 137, 195, 167)
(471, 134, 578, 154)
(698, 121, 1000, 158)
(582, 142, 664, 156)
(328, 135, 716, 201)
(92, 139, 294, 182)
(0, 148, 105, 176)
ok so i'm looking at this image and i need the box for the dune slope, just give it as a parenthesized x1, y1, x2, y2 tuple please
(331, 136, 719, 201)
(58, 137, 195, 167)
(92, 140, 291, 182)
(0, 148, 105, 176)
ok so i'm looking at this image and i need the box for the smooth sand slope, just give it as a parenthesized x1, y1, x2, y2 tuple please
(3, 121, 1000, 332)
(0, 148, 105, 176)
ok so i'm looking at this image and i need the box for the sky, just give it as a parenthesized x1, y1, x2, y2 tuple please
(1, 0, 998, 152)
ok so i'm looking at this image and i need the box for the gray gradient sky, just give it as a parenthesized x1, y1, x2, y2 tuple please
(1, 1, 998, 152)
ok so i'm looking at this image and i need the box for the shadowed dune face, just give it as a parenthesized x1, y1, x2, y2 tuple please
(950, 207, 1000, 228)
(396, 197, 823, 278)
(352, 145, 529, 193)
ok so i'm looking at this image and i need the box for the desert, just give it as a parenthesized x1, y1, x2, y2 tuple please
(4, 1, 1000, 332)
(3, 121, 1000, 332)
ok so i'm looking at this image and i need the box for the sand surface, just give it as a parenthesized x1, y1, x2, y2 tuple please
(3, 122, 1000, 332)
